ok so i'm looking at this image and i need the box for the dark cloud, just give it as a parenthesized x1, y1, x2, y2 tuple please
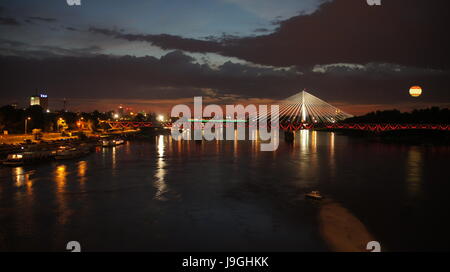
(27, 16, 57, 23)
(312, 63, 448, 78)
(0, 39, 102, 58)
(90, 0, 450, 69)
(0, 50, 302, 101)
(89, 27, 224, 53)
(0, 39, 27, 47)
(1, 50, 449, 114)
(254, 28, 269, 33)
(0, 17, 20, 26)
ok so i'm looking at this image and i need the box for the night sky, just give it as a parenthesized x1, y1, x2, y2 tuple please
(1, 0, 449, 115)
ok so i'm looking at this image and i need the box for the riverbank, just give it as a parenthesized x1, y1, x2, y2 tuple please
(0, 130, 140, 160)
(0, 132, 77, 145)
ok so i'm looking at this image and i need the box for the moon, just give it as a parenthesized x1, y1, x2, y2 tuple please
(409, 86, 422, 97)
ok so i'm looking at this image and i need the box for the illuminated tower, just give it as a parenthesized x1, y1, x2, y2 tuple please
(301, 91, 307, 122)
(30, 93, 49, 110)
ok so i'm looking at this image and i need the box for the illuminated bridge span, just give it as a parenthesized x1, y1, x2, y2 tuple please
(103, 121, 170, 129)
(102, 120, 450, 132)
(281, 123, 450, 132)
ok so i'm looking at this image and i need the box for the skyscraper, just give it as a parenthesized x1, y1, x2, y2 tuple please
(30, 93, 49, 110)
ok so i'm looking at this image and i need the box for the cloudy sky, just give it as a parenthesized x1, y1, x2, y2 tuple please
(1, 0, 449, 115)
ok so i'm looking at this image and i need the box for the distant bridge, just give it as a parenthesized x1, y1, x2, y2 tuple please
(102, 120, 450, 132)
(102, 121, 170, 130)
(282, 123, 450, 132)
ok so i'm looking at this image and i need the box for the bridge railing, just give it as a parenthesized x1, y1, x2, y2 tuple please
(323, 123, 450, 132)
(101, 120, 450, 132)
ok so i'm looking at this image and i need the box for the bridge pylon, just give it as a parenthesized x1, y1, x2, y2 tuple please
(279, 90, 352, 124)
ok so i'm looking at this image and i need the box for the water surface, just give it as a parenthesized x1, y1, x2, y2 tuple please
(1, 131, 449, 251)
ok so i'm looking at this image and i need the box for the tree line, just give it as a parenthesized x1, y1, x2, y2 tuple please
(344, 107, 450, 124)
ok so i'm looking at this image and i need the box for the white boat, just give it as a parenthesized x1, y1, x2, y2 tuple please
(101, 140, 113, 147)
(114, 139, 124, 145)
(3, 150, 56, 166)
(102, 139, 124, 147)
(305, 190, 323, 200)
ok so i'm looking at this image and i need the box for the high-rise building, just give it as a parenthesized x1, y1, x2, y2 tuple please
(30, 93, 49, 110)
(118, 106, 124, 116)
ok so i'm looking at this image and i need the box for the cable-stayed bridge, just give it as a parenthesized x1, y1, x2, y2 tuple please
(278, 90, 352, 124)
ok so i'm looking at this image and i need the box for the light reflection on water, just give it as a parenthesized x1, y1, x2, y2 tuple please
(13, 166, 34, 195)
(293, 130, 320, 186)
(55, 164, 67, 193)
(54, 164, 70, 226)
(329, 132, 336, 179)
(13, 167, 32, 191)
(406, 146, 423, 198)
(78, 160, 87, 190)
(112, 146, 116, 170)
(154, 135, 167, 200)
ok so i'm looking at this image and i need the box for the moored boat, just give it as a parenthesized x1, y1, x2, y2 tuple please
(102, 138, 125, 147)
(55, 145, 90, 160)
(114, 139, 125, 145)
(3, 150, 56, 166)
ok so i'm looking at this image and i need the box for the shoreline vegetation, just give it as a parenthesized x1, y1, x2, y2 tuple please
(331, 107, 450, 145)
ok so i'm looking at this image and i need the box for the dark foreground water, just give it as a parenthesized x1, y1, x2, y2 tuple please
(1, 131, 449, 251)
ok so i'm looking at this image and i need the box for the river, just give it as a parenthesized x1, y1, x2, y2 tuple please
(1, 131, 449, 251)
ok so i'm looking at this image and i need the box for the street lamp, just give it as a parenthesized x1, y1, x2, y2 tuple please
(24, 117, 31, 134)
(57, 117, 65, 132)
